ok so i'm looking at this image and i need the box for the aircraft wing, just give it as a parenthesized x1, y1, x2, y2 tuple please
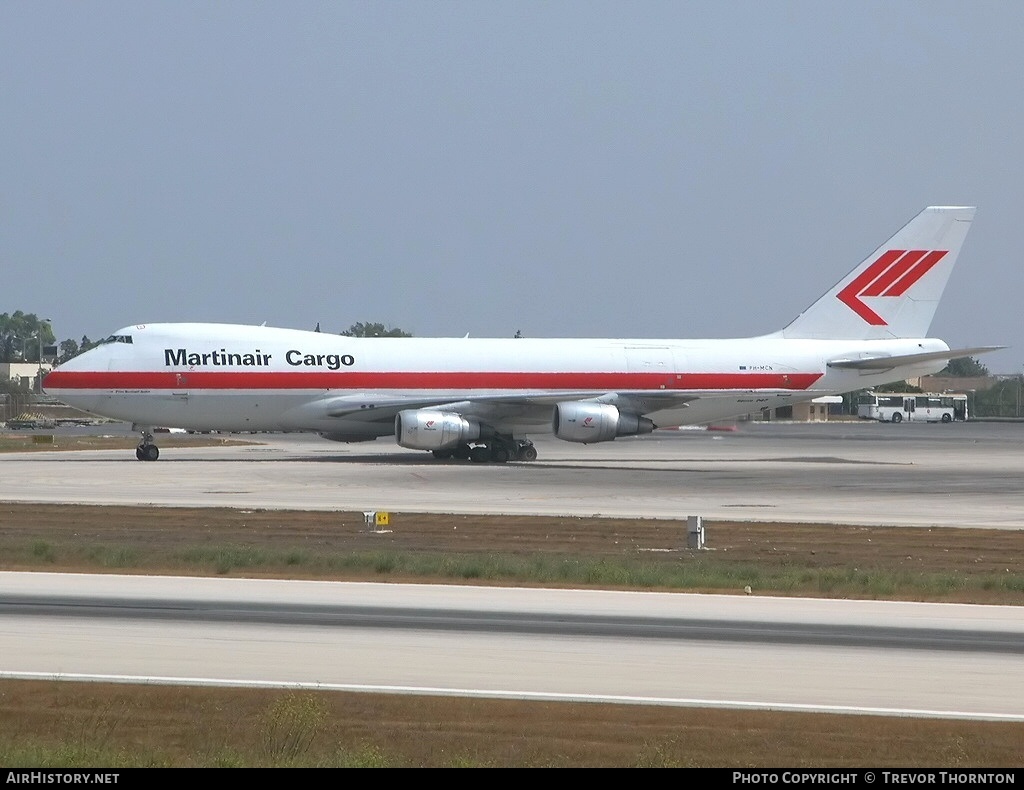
(316, 390, 701, 426)
(827, 346, 1006, 371)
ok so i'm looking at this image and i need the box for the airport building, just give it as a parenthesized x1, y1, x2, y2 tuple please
(756, 395, 845, 422)
(0, 362, 52, 393)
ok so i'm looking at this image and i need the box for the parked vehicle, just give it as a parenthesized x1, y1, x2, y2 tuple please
(5, 419, 39, 429)
(857, 392, 968, 423)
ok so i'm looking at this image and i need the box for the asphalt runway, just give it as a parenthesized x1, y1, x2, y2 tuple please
(3, 573, 1022, 719)
(2, 420, 1023, 528)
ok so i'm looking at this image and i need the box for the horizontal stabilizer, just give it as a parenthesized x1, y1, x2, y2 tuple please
(827, 346, 1005, 370)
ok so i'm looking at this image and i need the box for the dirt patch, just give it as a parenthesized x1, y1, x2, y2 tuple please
(0, 433, 255, 453)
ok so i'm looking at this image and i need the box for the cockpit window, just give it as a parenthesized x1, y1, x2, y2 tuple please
(99, 335, 134, 345)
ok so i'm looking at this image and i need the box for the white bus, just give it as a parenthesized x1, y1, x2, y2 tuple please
(857, 392, 968, 423)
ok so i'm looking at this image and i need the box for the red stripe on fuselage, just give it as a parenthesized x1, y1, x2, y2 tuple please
(44, 370, 823, 391)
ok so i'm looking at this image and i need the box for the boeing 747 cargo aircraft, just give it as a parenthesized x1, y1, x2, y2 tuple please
(44, 206, 1001, 462)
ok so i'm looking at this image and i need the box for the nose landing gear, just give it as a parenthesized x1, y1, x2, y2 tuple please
(134, 427, 160, 461)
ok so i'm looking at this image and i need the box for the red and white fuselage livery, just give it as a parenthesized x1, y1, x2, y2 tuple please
(44, 206, 1001, 461)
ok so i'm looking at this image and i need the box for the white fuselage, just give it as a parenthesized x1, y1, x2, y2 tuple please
(44, 323, 951, 440)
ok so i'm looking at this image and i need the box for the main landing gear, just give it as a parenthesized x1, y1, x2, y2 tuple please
(431, 437, 537, 463)
(134, 426, 160, 461)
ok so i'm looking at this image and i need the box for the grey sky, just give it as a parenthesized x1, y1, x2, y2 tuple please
(2, 1, 1020, 372)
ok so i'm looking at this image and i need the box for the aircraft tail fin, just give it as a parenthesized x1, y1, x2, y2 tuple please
(779, 206, 975, 340)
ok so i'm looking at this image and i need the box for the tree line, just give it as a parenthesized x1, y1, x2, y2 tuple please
(0, 311, 108, 365)
(0, 312, 58, 363)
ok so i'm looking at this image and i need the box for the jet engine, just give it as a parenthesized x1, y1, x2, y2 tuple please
(552, 402, 655, 444)
(395, 409, 482, 450)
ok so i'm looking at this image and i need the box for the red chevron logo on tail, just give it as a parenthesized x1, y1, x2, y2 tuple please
(837, 249, 948, 325)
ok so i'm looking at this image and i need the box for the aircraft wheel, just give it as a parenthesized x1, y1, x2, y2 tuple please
(136, 446, 146, 461)
(891, 413, 903, 423)
(519, 445, 538, 461)
(470, 446, 489, 463)
(138, 444, 160, 461)
(492, 446, 510, 463)
(453, 444, 471, 460)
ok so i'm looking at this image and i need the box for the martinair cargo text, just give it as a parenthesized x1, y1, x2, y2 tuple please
(44, 206, 1002, 462)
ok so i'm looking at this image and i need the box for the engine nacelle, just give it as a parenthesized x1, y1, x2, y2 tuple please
(552, 402, 655, 444)
(395, 409, 482, 451)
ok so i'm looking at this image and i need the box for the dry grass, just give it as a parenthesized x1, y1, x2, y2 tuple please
(2, 503, 1022, 602)
(1, 680, 1021, 767)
